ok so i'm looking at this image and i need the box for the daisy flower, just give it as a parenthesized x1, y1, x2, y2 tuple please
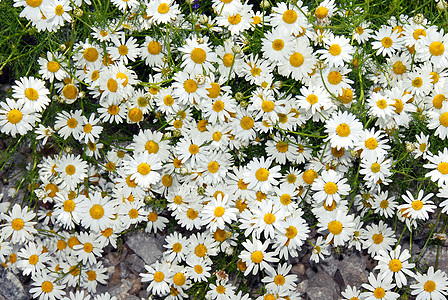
(82, 263, 109, 294)
(261, 28, 294, 62)
(372, 25, 403, 57)
(0, 204, 37, 243)
(123, 152, 162, 189)
(12, 76, 50, 113)
(374, 245, 415, 288)
(77, 192, 115, 232)
(261, 263, 297, 294)
(427, 106, 448, 140)
(73, 232, 103, 265)
(317, 209, 355, 247)
(361, 272, 399, 300)
(410, 267, 448, 300)
(239, 239, 278, 276)
(251, 200, 286, 240)
(355, 128, 391, 160)
(107, 33, 140, 64)
(325, 110, 363, 150)
(317, 35, 355, 67)
(312, 169, 350, 206)
(416, 27, 448, 66)
(55, 154, 88, 191)
(215, 40, 244, 80)
(172, 71, 208, 106)
(320, 66, 354, 96)
(269, 2, 308, 36)
(110, 0, 139, 11)
(367, 92, 394, 120)
(38, 51, 67, 82)
(315, 0, 336, 21)
(398, 190, 436, 221)
(404, 69, 432, 97)
(207, 282, 236, 300)
(163, 232, 189, 263)
(216, 4, 252, 36)
(186, 256, 212, 283)
(54, 109, 84, 140)
(310, 236, 330, 263)
(359, 154, 393, 186)
(140, 36, 165, 67)
(118, 200, 148, 229)
(145, 208, 169, 234)
(17, 242, 51, 277)
(353, 22, 373, 44)
(424, 148, 448, 185)
(342, 285, 361, 300)
(179, 37, 217, 75)
(145, 0, 181, 25)
(244, 157, 282, 193)
(141, 260, 173, 297)
(372, 190, 397, 218)
(41, 0, 72, 29)
(188, 232, 219, 260)
(0, 98, 38, 138)
(274, 212, 310, 260)
(277, 39, 317, 82)
(78, 113, 102, 144)
(30, 273, 66, 300)
(361, 221, 397, 257)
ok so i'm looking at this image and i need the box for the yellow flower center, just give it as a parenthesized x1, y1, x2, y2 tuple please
(28, 254, 39, 265)
(63, 200, 75, 212)
(25, 88, 39, 101)
(195, 244, 207, 257)
(116, 72, 128, 87)
(372, 233, 384, 244)
(173, 272, 186, 286)
(63, 84, 78, 100)
(336, 123, 351, 137)
(433, 94, 446, 109)
(356, 26, 364, 34)
(216, 285, 226, 294)
(274, 274, 286, 286)
(303, 169, 318, 185)
(439, 113, 448, 127)
(306, 94, 318, 105)
(380, 200, 389, 209)
(55, 4, 64, 16)
(315, 6, 328, 19)
(7, 109, 23, 125)
(412, 200, 423, 210)
(240, 116, 254, 130)
(41, 281, 53, 293)
(65, 164, 76, 175)
(285, 226, 297, 239)
(86, 270, 97, 281)
(128, 208, 139, 219)
(147, 41, 162, 55)
(172, 242, 182, 253)
(222, 53, 234, 67)
(424, 280, 436, 292)
(373, 287, 385, 299)
(89, 204, 104, 219)
(286, 174, 296, 183)
(280, 194, 291, 205)
(128, 107, 143, 122)
(392, 61, 406, 75)
(47, 61, 60, 73)
(429, 41, 445, 56)
(377, 99, 387, 109)
(84, 242, 93, 253)
(272, 39, 285, 51)
(187, 208, 198, 220)
(188, 144, 199, 155)
(328, 220, 343, 235)
(413, 29, 426, 40)
(183, 79, 198, 93)
(412, 77, 423, 88)
(251, 250, 263, 263)
(208, 161, 219, 174)
(329, 44, 341, 56)
(137, 163, 151, 175)
(276, 141, 288, 153)
(157, 3, 169, 14)
(389, 259, 402, 272)
(255, 168, 270, 182)
(83, 47, 99, 63)
(118, 45, 128, 56)
(26, 0, 42, 7)
(289, 52, 304, 67)
(371, 163, 381, 173)
(283, 9, 297, 24)
(191, 48, 206, 64)
(107, 78, 118, 92)
(381, 37, 393, 48)
(194, 264, 203, 274)
(328, 71, 342, 85)
(264, 213, 276, 224)
(324, 182, 338, 195)
(228, 14, 242, 25)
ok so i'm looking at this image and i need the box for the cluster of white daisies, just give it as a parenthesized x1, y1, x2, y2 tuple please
(2, 0, 448, 299)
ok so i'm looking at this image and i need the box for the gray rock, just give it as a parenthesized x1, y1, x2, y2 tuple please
(338, 253, 368, 287)
(317, 255, 339, 277)
(296, 279, 308, 295)
(120, 262, 131, 279)
(420, 246, 448, 274)
(306, 271, 339, 299)
(125, 254, 146, 274)
(0, 268, 29, 300)
(125, 231, 163, 265)
(108, 279, 133, 298)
